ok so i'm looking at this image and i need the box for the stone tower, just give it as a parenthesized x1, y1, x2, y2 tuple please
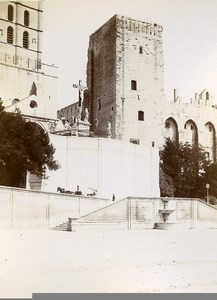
(0, 1, 58, 122)
(86, 14, 166, 147)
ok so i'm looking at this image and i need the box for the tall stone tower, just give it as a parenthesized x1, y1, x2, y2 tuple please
(86, 14, 166, 147)
(0, 1, 58, 123)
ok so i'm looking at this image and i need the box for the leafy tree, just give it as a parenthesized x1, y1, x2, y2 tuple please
(160, 138, 211, 198)
(0, 101, 60, 188)
(202, 163, 217, 202)
(159, 167, 174, 197)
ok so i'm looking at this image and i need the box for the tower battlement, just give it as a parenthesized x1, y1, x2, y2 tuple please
(91, 14, 163, 40)
(115, 15, 163, 39)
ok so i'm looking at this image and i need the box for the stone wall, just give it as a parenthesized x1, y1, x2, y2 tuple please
(163, 90, 217, 161)
(86, 15, 117, 135)
(86, 15, 166, 147)
(0, 185, 110, 229)
(42, 135, 160, 200)
(74, 197, 217, 230)
(86, 14, 217, 161)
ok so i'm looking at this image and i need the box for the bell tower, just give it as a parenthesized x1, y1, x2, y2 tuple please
(0, 1, 58, 122)
(0, 1, 43, 70)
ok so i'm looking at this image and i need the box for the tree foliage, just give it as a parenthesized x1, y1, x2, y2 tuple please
(159, 167, 174, 197)
(0, 102, 60, 188)
(160, 138, 217, 199)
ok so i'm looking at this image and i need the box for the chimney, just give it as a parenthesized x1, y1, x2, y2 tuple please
(174, 89, 178, 102)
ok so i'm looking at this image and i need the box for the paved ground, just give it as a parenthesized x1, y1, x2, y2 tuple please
(1, 228, 217, 297)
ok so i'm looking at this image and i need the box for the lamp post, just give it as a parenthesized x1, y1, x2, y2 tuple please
(206, 183, 210, 204)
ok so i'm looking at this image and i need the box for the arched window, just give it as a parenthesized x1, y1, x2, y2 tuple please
(205, 122, 216, 162)
(12, 98, 20, 105)
(7, 26, 13, 44)
(184, 120, 198, 146)
(206, 92, 209, 100)
(24, 10, 30, 26)
(23, 31, 29, 48)
(8, 5, 14, 21)
(164, 117, 179, 143)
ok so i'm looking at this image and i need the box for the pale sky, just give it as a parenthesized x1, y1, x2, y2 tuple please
(41, 0, 217, 109)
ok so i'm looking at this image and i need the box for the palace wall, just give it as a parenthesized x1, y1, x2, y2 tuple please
(41, 135, 160, 200)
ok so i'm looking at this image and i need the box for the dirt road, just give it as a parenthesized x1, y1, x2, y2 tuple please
(1, 228, 217, 297)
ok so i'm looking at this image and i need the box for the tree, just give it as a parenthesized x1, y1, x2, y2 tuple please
(159, 167, 174, 197)
(202, 163, 217, 202)
(160, 138, 211, 198)
(0, 101, 60, 188)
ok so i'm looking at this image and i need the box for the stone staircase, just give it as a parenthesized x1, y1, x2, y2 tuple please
(52, 220, 72, 231)
(51, 197, 217, 231)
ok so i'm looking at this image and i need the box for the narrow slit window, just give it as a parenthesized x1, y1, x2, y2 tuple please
(139, 46, 143, 54)
(131, 80, 137, 90)
(98, 99, 101, 111)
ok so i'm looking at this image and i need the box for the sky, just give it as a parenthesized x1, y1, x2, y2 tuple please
(41, 0, 217, 109)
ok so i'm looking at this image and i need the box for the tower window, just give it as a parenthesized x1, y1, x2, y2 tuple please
(24, 10, 30, 27)
(98, 99, 101, 111)
(206, 92, 209, 100)
(131, 80, 137, 90)
(23, 31, 29, 48)
(8, 5, 14, 21)
(138, 110, 144, 121)
(7, 26, 13, 44)
(130, 138, 140, 145)
(139, 46, 143, 54)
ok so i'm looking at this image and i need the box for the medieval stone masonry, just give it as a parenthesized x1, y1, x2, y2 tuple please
(1, 2, 217, 194)
(84, 14, 217, 162)
(0, 0, 58, 125)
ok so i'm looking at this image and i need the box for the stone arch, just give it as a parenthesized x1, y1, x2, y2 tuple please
(204, 122, 216, 162)
(26, 121, 46, 191)
(12, 98, 20, 105)
(184, 119, 198, 146)
(34, 121, 46, 132)
(164, 117, 179, 143)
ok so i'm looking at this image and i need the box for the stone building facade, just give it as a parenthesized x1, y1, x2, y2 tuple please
(0, 0, 58, 130)
(163, 89, 217, 162)
(85, 14, 165, 147)
(84, 14, 217, 162)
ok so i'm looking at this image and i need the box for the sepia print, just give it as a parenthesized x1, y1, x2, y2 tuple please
(1, 0, 217, 298)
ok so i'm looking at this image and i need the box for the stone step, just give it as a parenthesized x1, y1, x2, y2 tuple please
(52, 222, 69, 231)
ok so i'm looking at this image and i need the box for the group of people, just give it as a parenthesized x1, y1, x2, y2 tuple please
(57, 186, 116, 201)
(57, 185, 96, 197)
